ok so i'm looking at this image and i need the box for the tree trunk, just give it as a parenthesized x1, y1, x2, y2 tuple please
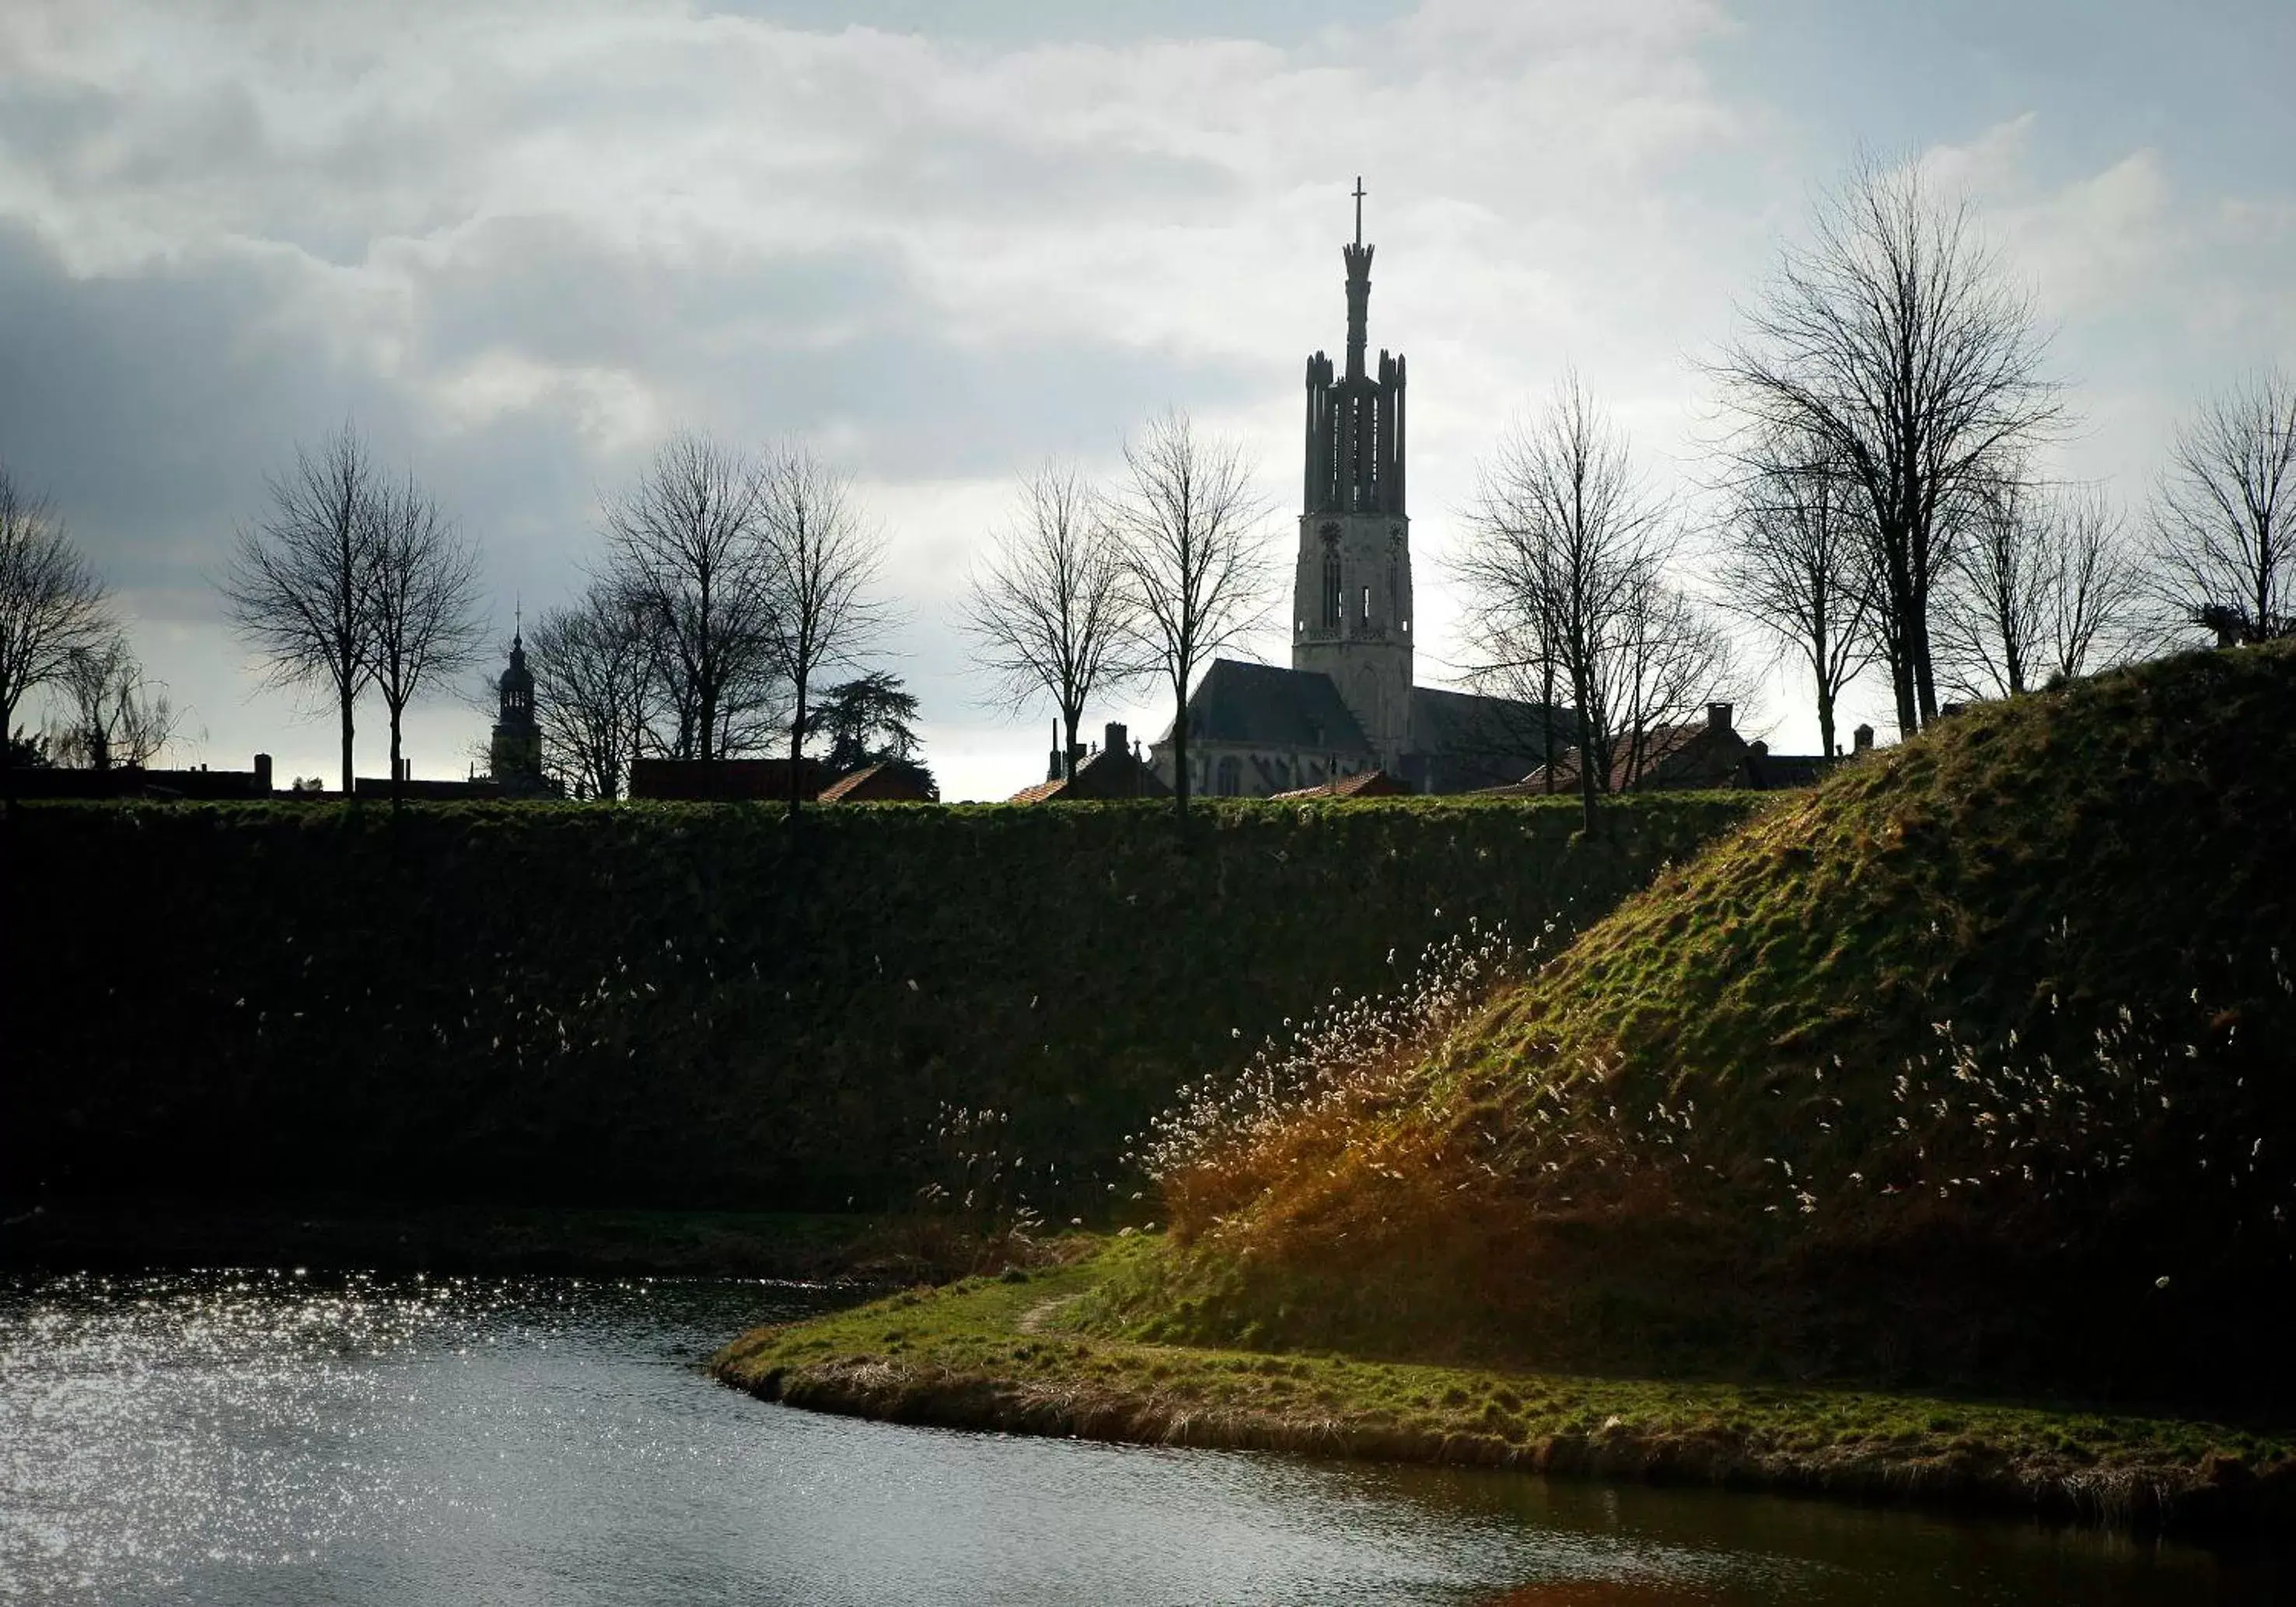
(1539, 658, 1557, 795)
(1061, 706, 1081, 782)
(1911, 603, 1940, 725)
(1171, 681, 1190, 823)
(340, 690, 356, 801)
(1888, 640, 1917, 739)
(1817, 676, 1837, 762)
(1572, 679, 1598, 836)
(788, 672, 808, 821)
(388, 704, 404, 810)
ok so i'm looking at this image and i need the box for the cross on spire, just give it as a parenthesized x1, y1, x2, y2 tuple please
(1353, 175, 1365, 246)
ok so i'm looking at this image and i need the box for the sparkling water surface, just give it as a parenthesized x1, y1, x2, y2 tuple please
(1, 1270, 2284, 1605)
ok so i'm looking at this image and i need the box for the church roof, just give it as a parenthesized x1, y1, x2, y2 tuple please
(1410, 685, 1553, 753)
(1176, 659, 1372, 753)
(1406, 686, 1567, 792)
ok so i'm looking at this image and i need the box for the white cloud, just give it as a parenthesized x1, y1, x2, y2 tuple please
(2, 2, 2291, 785)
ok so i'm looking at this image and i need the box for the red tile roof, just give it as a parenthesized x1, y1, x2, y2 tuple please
(1511, 721, 1746, 795)
(818, 760, 937, 803)
(1270, 767, 1409, 800)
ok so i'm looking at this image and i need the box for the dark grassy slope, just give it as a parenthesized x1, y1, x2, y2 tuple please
(1098, 646, 2296, 1414)
(0, 794, 1756, 1213)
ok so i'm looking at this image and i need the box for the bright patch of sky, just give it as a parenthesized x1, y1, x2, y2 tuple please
(2, 0, 2290, 796)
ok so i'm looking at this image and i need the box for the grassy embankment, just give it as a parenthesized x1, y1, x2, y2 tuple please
(1094, 643, 2296, 1410)
(717, 645, 2296, 1535)
(713, 1235, 2296, 1535)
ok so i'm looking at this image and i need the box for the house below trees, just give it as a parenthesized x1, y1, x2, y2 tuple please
(1500, 704, 1860, 795)
(1009, 721, 1169, 803)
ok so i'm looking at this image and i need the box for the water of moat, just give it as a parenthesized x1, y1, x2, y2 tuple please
(1, 1270, 2284, 1605)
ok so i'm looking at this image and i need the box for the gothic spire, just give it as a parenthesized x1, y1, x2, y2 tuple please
(1343, 176, 1372, 381)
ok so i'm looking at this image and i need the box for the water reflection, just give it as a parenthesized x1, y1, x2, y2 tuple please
(0, 1271, 2283, 1605)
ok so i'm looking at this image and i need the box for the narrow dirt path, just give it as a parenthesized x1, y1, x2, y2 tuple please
(1015, 1293, 1082, 1334)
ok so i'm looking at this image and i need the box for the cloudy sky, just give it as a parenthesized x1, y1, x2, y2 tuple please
(4, 0, 2291, 798)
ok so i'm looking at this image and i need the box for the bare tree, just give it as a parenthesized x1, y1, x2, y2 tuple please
(529, 580, 656, 800)
(2151, 368, 2296, 645)
(1458, 376, 1675, 833)
(1708, 157, 2060, 737)
(1934, 474, 2050, 700)
(757, 443, 887, 816)
(1713, 430, 1877, 757)
(959, 463, 1138, 779)
(0, 466, 113, 784)
(601, 431, 780, 764)
(1106, 410, 1272, 822)
(46, 635, 181, 770)
(1602, 566, 1747, 790)
(1938, 478, 2147, 699)
(222, 426, 380, 795)
(1454, 480, 1565, 795)
(366, 473, 488, 805)
(2043, 489, 2144, 679)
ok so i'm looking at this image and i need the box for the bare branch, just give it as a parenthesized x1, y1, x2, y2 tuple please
(1105, 410, 1274, 820)
(366, 472, 488, 801)
(220, 424, 381, 793)
(958, 461, 1140, 777)
(600, 429, 782, 763)
(1705, 156, 2061, 735)
(1711, 427, 1879, 757)
(45, 635, 182, 770)
(2149, 367, 2296, 644)
(757, 442, 889, 812)
(1934, 476, 2148, 699)
(529, 581, 657, 800)
(0, 464, 113, 749)
(1456, 374, 1729, 826)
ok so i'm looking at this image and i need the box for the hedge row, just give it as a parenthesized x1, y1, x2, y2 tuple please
(1, 795, 1762, 1210)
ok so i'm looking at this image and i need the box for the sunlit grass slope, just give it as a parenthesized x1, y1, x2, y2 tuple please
(1092, 645, 2296, 1412)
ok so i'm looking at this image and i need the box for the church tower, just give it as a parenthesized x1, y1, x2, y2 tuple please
(1292, 178, 1411, 769)
(488, 624, 547, 795)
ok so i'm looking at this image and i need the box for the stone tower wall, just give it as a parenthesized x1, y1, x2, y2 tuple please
(1291, 199, 1413, 770)
(1292, 510, 1412, 766)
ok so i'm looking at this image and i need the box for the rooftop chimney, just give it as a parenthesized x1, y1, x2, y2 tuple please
(1853, 724, 1874, 753)
(1104, 721, 1127, 757)
(1707, 702, 1733, 733)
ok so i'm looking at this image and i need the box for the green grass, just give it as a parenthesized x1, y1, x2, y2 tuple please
(713, 1237, 2296, 1535)
(1127, 645, 2296, 1409)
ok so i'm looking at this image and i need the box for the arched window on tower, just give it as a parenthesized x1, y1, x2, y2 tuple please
(1321, 549, 1342, 630)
